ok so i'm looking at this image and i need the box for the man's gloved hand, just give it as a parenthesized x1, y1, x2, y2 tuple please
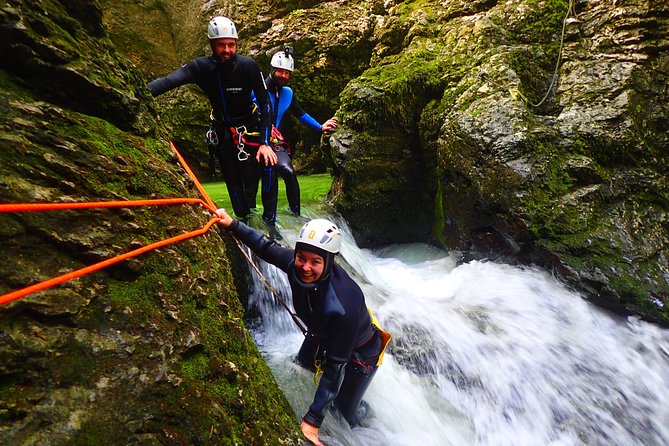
(300, 421, 323, 446)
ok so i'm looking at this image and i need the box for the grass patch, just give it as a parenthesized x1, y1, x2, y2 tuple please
(203, 173, 333, 217)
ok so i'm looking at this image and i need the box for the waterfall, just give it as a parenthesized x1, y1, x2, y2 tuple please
(242, 213, 669, 446)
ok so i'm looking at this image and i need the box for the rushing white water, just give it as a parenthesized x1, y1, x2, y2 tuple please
(243, 213, 669, 446)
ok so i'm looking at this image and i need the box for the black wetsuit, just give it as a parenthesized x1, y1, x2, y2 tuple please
(148, 55, 278, 223)
(230, 220, 381, 428)
(264, 75, 323, 215)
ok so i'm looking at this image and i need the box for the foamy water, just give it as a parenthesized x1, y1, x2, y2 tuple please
(243, 214, 669, 446)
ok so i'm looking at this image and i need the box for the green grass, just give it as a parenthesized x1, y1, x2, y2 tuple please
(203, 173, 332, 218)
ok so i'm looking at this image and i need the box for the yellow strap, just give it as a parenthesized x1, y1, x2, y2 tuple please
(368, 307, 392, 366)
(312, 309, 392, 384)
(313, 360, 323, 385)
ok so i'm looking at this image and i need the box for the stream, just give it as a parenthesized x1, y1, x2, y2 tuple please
(242, 211, 669, 446)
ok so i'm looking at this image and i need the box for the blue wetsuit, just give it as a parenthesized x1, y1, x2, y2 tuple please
(148, 55, 278, 223)
(230, 220, 381, 427)
(262, 74, 323, 215)
(266, 75, 322, 132)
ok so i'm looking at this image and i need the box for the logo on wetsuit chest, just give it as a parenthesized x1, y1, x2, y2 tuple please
(226, 87, 243, 94)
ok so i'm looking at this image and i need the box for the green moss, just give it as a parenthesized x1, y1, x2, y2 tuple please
(507, 45, 560, 106)
(0, 381, 20, 419)
(492, 0, 568, 44)
(180, 351, 211, 380)
(72, 420, 129, 446)
(51, 341, 99, 386)
(611, 274, 649, 303)
(340, 37, 453, 133)
(105, 278, 159, 317)
(522, 137, 580, 238)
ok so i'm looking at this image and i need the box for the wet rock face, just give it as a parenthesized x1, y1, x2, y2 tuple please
(0, 1, 302, 444)
(0, 1, 154, 133)
(328, 0, 668, 324)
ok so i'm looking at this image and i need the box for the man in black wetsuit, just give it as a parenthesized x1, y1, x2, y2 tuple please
(215, 208, 391, 446)
(147, 16, 278, 225)
(262, 48, 337, 215)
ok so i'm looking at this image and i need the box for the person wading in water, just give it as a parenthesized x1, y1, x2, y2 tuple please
(215, 208, 390, 445)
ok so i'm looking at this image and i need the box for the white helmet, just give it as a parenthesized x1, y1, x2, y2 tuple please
(207, 16, 238, 40)
(296, 219, 341, 254)
(271, 51, 294, 72)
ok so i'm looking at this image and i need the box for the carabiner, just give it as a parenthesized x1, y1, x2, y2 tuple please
(237, 145, 250, 161)
(205, 128, 218, 146)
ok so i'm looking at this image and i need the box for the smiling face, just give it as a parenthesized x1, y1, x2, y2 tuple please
(294, 250, 325, 284)
(273, 68, 292, 86)
(211, 38, 237, 62)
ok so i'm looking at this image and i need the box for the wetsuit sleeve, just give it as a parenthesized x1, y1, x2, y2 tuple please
(147, 62, 198, 97)
(303, 359, 346, 428)
(230, 220, 294, 271)
(290, 99, 322, 132)
(249, 62, 271, 145)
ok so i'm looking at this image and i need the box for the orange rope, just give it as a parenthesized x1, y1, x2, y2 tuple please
(0, 141, 223, 305)
(169, 143, 305, 333)
(170, 141, 217, 211)
(0, 217, 220, 306)
(0, 141, 295, 316)
(168, 143, 305, 332)
(0, 140, 307, 336)
(0, 198, 207, 213)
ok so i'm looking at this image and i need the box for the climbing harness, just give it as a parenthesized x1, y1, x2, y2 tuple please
(269, 125, 293, 155)
(310, 307, 392, 384)
(510, 0, 576, 108)
(213, 58, 264, 162)
(229, 125, 262, 161)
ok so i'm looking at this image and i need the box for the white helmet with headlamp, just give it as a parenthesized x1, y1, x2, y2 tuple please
(296, 219, 341, 255)
(271, 50, 294, 72)
(207, 16, 238, 40)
